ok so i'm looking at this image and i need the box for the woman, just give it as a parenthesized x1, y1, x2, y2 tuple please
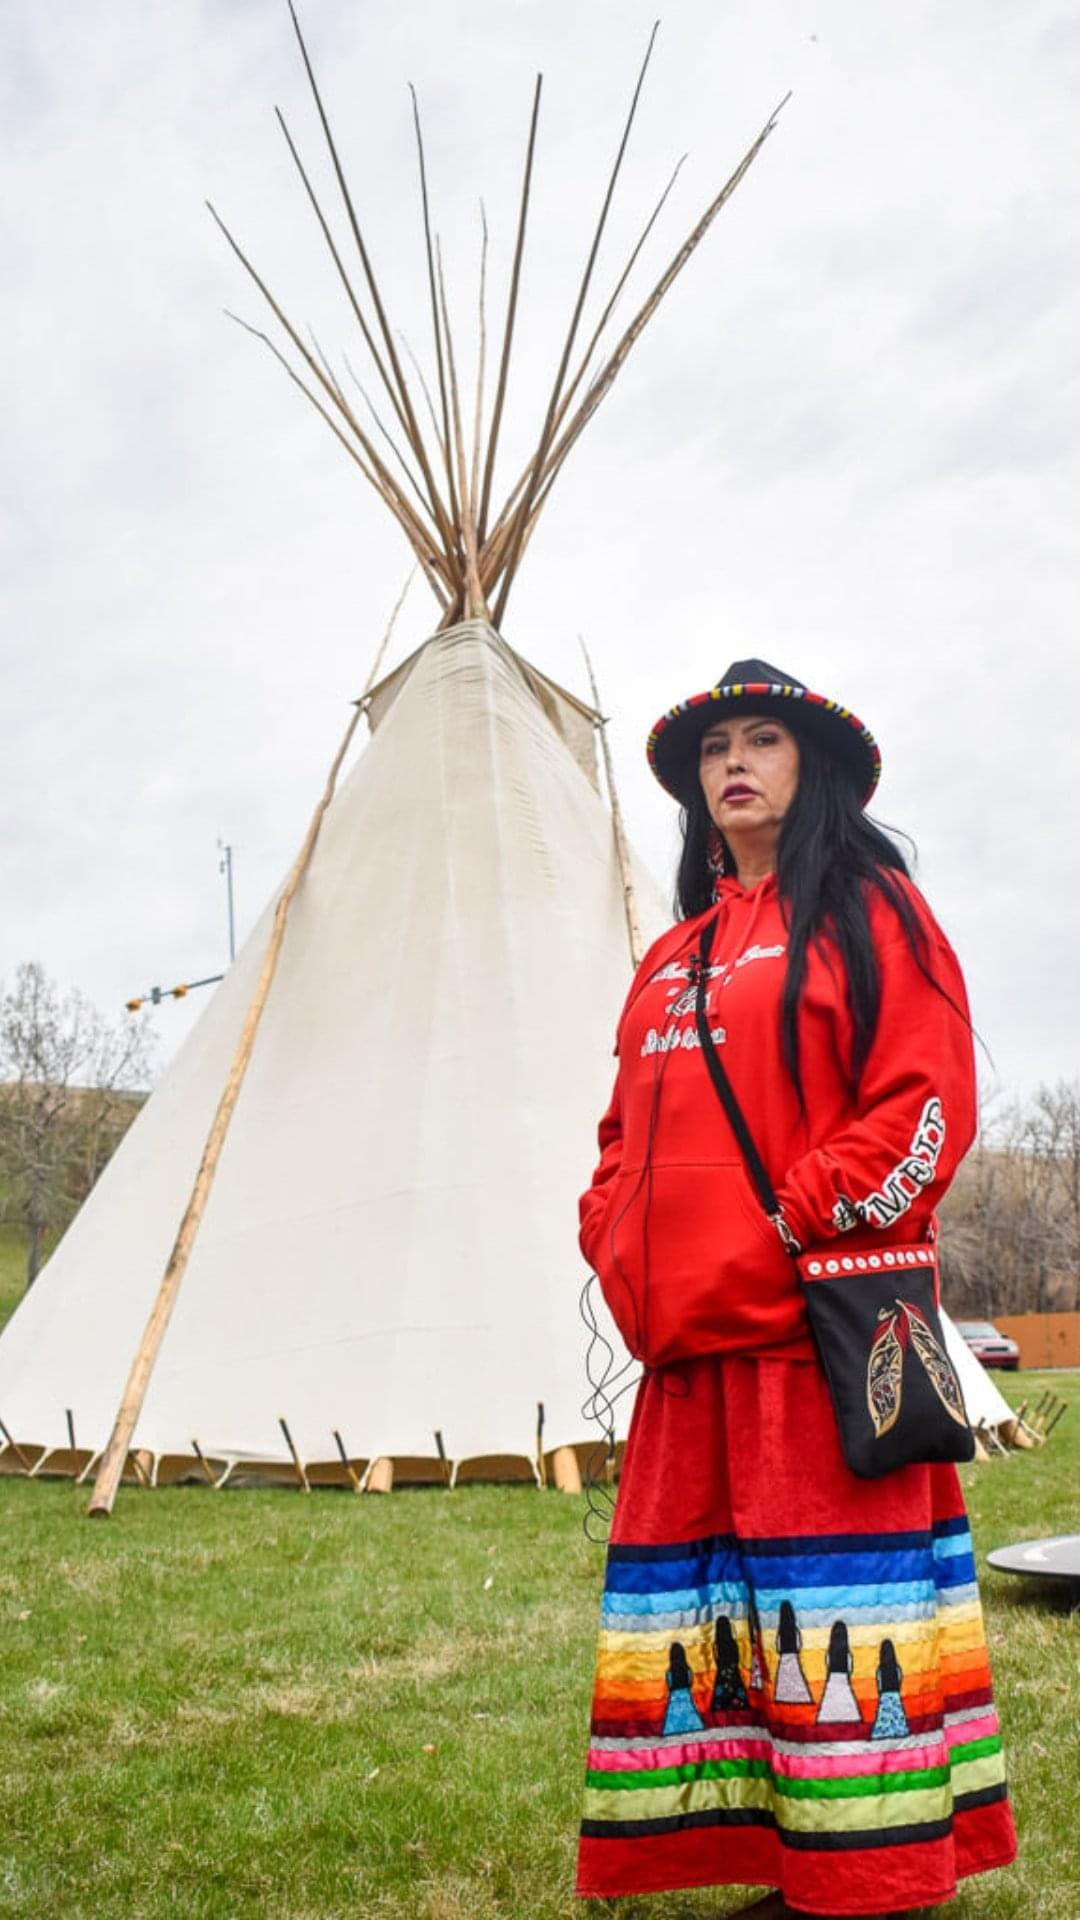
(576, 660, 1015, 1917)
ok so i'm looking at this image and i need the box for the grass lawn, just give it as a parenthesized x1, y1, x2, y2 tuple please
(0, 1375, 1076, 1920)
(0, 1216, 62, 1338)
(0, 1222, 29, 1334)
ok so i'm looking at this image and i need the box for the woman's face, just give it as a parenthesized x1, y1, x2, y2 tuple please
(698, 711, 800, 841)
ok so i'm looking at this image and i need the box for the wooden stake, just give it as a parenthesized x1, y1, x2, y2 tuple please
(0, 1417, 33, 1474)
(579, 637, 644, 967)
(978, 1421, 1009, 1458)
(130, 1450, 153, 1489)
(87, 580, 411, 1518)
(191, 1438, 219, 1488)
(1036, 1394, 1059, 1432)
(1000, 1417, 1037, 1451)
(333, 1428, 362, 1491)
(279, 1416, 311, 1492)
(433, 1428, 452, 1488)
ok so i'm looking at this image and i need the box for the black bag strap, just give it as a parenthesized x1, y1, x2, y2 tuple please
(693, 913, 782, 1223)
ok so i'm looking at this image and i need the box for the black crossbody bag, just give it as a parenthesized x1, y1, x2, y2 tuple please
(693, 914, 975, 1479)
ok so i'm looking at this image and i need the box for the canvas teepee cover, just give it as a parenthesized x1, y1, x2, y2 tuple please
(0, 621, 668, 1468)
(940, 1310, 1015, 1435)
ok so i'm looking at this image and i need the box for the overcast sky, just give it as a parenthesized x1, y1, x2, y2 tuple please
(2, 0, 1078, 1099)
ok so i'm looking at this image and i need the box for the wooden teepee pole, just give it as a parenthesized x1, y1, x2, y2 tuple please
(87, 579, 414, 1517)
(579, 637, 643, 968)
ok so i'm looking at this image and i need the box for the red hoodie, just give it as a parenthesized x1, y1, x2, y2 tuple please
(579, 871, 976, 1368)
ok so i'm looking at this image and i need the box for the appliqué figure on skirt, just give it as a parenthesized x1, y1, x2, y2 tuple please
(870, 1637, 910, 1741)
(709, 1616, 750, 1714)
(662, 1640, 705, 1736)
(816, 1619, 863, 1725)
(773, 1598, 813, 1706)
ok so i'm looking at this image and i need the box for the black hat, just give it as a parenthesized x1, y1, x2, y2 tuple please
(646, 657, 881, 807)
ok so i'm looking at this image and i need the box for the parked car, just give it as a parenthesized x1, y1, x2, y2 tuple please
(955, 1321, 1021, 1370)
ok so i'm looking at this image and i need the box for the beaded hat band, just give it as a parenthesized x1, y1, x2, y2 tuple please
(646, 657, 881, 807)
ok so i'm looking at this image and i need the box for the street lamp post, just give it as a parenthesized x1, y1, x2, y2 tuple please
(218, 841, 237, 965)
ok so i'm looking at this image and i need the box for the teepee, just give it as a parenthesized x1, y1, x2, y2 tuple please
(939, 1310, 1019, 1452)
(0, 617, 665, 1483)
(0, 16, 788, 1508)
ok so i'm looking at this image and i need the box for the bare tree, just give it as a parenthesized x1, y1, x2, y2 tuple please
(1027, 1079, 1080, 1308)
(0, 963, 155, 1287)
(940, 1077, 1080, 1316)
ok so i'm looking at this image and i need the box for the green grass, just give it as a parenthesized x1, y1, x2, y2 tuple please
(0, 1217, 62, 1334)
(0, 1377, 1077, 1920)
(0, 1221, 28, 1332)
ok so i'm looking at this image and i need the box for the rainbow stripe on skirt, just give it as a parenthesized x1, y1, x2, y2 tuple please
(584, 1519, 1006, 1850)
(576, 1353, 1016, 1909)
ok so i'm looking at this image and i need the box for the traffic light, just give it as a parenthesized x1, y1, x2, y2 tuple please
(124, 971, 223, 1013)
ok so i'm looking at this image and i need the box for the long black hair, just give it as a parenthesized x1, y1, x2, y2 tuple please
(675, 718, 933, 1104)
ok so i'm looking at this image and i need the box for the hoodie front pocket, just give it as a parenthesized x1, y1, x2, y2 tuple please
(606, 1160, 804, 1366)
